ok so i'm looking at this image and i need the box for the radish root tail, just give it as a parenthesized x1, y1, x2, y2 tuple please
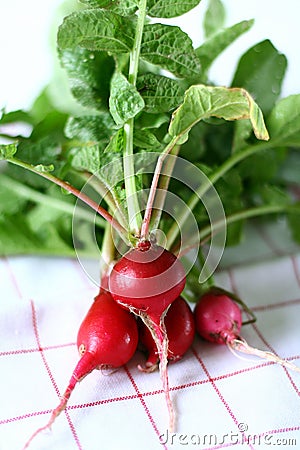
(229, 337, 300, 373)
(140, 310, 175, 432)
(21, 385, 73, 450)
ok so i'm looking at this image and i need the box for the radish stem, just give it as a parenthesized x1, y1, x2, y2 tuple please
(0, 172, 105, 228)
(6, 156, 127, 238)
(140, 137, 178, 240)
(150, 146, 180, 233)
(123, 0, 147, 237)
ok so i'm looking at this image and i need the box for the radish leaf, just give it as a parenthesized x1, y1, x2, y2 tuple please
(137, 74, 184, 113)
(0, 143, 17, 159)
(169, 84, 269, 142)
(232, 40, 287, 116)
(267, 94, 300, 145)
(79, 0, 138, 16)
(147, 0, 201, 18)
(109, 72, 145, 126)
(57, 10, 135, 53)
(196, 19, 254, 74)
(141, 23, 201, 78)
(203, 0, 226, 38)
(59, 47, 115, 111)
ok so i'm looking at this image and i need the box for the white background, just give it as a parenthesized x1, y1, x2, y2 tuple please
(0, 0, 299, 112)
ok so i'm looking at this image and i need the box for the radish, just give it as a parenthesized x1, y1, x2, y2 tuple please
(194, 288, 300, 372)
(109, 240, 186, 431)
(138, 296, 195, 372)
(23, 291, 138, 449)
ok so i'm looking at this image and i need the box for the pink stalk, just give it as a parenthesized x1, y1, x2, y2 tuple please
(7, 156, 127, 238)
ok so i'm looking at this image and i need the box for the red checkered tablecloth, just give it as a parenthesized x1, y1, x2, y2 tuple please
(1, 246, 300, 450)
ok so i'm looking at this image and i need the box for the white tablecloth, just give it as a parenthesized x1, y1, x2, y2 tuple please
(1, 249, 300, 450)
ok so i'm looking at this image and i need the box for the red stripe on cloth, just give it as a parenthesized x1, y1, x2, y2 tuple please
(192, 348, 255, 450)
(4, 257, 23, 299)
(228, 270, 300, 397)
(124, 365, 168, 450)
(292, 256, 300, 286)
(0, 342, 75, 357)
(251, 297, 300, 312)
(30, 300, 60, 396)
(254, 224, 287, 257)
(0, 409, 52, 426)
(30, 300, 83, 450)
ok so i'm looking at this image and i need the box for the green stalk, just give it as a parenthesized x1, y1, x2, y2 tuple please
(199, 203, 297, 243)
(80, 171, 128, 229)
(179, 203, 298, 254)
(123, 0, 147, 238)
(6, 156, 127, 239)
(140, 137, 178, 240)
(166, 139, 277, 249)
(149, 144, 180, 233)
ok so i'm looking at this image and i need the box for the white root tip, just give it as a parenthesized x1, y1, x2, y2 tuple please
(137, 362, 158, 373)
(230, 337, 300, 373)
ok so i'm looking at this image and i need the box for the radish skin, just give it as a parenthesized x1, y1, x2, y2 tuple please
(22, 291, 138, 449)
(194, 289, 300, 373)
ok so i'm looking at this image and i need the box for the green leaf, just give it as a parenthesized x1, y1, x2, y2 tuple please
(258, 184, 290, 206)
(71, 144, 102, 173)
(34, 164, 55, 173)
(65, 114, 115, 144)
(0, 215, 74, 257)
(0, 143, 17, 159)
(0, 180, 27, 217)
(267, 94, 300, 146)
(204, 0, 226, 38)
(0, 109, 34, 126)
(59, 47, 115, 111)
(66, 114, 116, 174)
(147, 0, 201, 18)
(104, 128, 124, 154)
(232, 120, 253, 153)
(109, 72, 145, 126)
(57, 9, 135, 53)
(141, 23, 201, 78)
(133, 129, 164, 150)
(79, 0, 138, 16)
(169, 84, 269, 142)
(238, 147, 286, 184)
(136, 112, 170, 130)
(232, 40, 287, 116)
(30, 111, 68, 141)
(6, 137, 61, 189)
(287, 204, 300, 244)
(196, 19, 254, 73)
(137, 74, 184, 113)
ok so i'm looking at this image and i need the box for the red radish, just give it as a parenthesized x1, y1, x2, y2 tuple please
(194, 288, 300, 372)
(138, 296, 195, 372)
(23, 291, 138, 449)
(109, 241, 186, 323)
(109, 241, 186, 431)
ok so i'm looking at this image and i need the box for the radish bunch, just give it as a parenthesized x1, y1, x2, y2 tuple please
(23, 243, 190, 447)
